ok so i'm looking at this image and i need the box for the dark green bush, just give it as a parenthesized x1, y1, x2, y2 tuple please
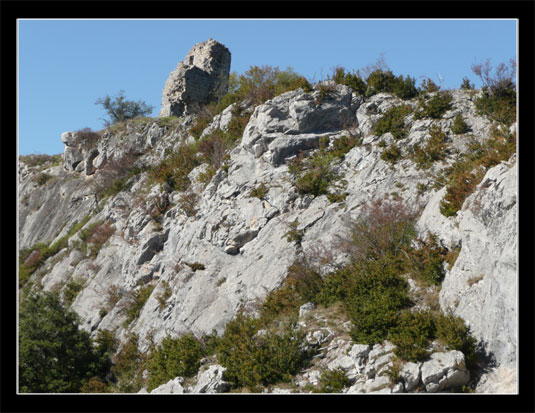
(319, 368, 352, 393)
(283, 219, 305, 246)
(332, 67, 366, 95)
(345, 258, 411, 345)
(460, 77, 474, 90)
(373, 105, 413, 140)
(365, 69, 397, 96)
(440, 167, 485, 217)
(414, 92, 453, 119)
(149, 142, 201, 192)
(250, 182, 269, 199)
(435, 312, 478, 368)
(147, 334, 204, 391)
(19, 291, 112, 393)
(388, 310, 436, 362)
(216, 312, 311, 389)
(451, 114, 470, 135)
(393, 75, 418, 99)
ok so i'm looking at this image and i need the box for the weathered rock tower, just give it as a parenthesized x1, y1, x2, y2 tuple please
(159, 38, 231, 117)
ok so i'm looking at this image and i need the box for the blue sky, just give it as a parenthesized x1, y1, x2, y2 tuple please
(18, 19, 517, 155)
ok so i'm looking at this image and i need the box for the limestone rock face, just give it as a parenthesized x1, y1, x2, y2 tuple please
(418, 160, 517, 369)
(159, 39, 231, 117)
(19, 66, 516, 395)
(241, 83, 360, 165)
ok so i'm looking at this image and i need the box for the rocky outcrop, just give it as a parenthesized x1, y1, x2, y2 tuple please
(241, 82, 361, 165)
(159, 39, 231, 117)
(19, 65, 516, 394)
(417, 160, 517, 370)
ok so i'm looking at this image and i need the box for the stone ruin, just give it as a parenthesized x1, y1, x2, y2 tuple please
(159, 38, 231, 118)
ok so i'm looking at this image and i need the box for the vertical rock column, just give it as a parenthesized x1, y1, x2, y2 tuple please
(159, 38, 231, 118)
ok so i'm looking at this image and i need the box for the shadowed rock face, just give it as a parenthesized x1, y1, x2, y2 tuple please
(159, 39, 231, 117)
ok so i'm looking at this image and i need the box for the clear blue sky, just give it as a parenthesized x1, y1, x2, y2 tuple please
(18, 19, 517, 155)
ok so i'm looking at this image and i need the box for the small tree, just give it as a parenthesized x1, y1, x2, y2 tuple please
(95, 90, 154, 126)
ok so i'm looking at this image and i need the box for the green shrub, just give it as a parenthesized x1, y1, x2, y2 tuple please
(451, 114, 470, 135)
(147, 334, 204, 391)
(419, 77, 440, 93)
(319, 368, 351, 393)
(259, 284, 301, 326)
(460, 77, 474, 90)
(149, 142, 200, 192)
(388, 310, 436, 362)
(285, 260, 325, 303)
(345, 258, 411, 345)
(435, 312, 478, 368)
(156, 281, 172, 310)
(63, 278, 85, 306)
(405, 234, 447, 286)
(365, 69, 397, 96)
(331, 67, 366, 95)
(440, 167, 485, 217)
(373, 105, 413, 140)
(414, 92, 453, 119)
(410, 124, 449, 169)
(216, 312, 311, 389)
(20, 153, 62, 168)
(393, 75, 418, 99)
(250, 182, 269, 199)
(284, 219, 305, 246)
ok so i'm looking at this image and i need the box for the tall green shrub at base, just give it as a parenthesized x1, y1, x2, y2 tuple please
(147, 334, 204, 391)
(216, 312, 311, 389)
(345, 258, 411, 345)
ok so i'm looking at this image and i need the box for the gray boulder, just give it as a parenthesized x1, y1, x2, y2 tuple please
(191, 364, 230, 393)
(159, 38, 231, 117)
(150, 377, 186, 394)
(421, 350, 470, 392)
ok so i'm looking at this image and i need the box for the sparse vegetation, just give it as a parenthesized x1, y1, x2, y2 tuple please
(123, 285, 155, 326)
(380, 143, 402, 164)
(472, 58, 516, 126)
(410, 124, 449, 169)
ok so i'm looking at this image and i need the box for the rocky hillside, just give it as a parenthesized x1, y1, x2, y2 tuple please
(18, 40, 517, 394)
